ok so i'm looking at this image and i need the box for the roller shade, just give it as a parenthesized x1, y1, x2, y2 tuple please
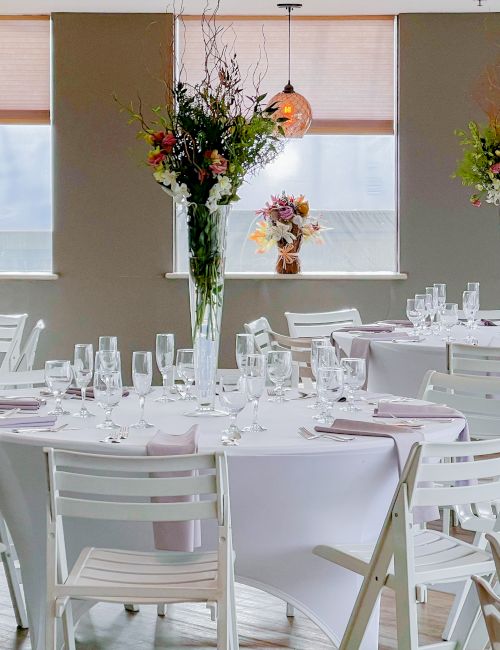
(179, 16, 395, 134)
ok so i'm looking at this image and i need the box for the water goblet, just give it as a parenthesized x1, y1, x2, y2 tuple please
(219, 376, 247, 446)
(242, 353, 267, 432)
(176, 349, 196, 400)
(267, 350, 292, 402)
(340, 358, 366, 412)
(414, 294, 428, 333)
(94, 369, 122, 433)
(315, 366, 345, 424)
(45, 360, 72, 416)
(236, 333, 255, 375)
(155, 333, 175, 403)
(131, 351, 154, 429)
(73, 344, 94, 418)
(441, 303, 459, 343)
(406, 299, 422, 335)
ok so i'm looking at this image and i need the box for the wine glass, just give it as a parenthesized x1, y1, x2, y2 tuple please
(73, 344, 94, 418)
(155, 333, 175, 403)
(94, 369, 122, 433)
(441, 303, 459, 343)
(315, 366, 345, 424)
(467, 283, 480, 328)
(434, 284, 447, 332)
(425, 286, 438, 332)
(95, 350, 121, 374)
(414, 294, 428, 332)
(267, 350, 292, 402)
(462, 291, 479, 344)
(176, 349, 196, 400)
(406, 299, 422, 335)
(340, 358, 366, 412)
(309, 338, 331, 408)
(45, 360, 72, 416)
(236, 333, 255, 374)
(99, 336, 118, 353)
(219, 376, 247, 446)
(131, 351, 154, 429)
(242, 353, 267, 432)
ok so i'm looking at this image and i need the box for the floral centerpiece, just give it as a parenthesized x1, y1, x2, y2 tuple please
(250, 192, 324, 274)
(124, 16, 285, 414)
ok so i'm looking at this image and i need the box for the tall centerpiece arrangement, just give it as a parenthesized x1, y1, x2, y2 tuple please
(250, 192, 324, 274)
(125, 14, 285, 414)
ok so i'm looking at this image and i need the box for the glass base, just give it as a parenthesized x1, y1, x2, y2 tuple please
(242, 423, 267, 432)
(339, 403, 361, 412)
(185, 406, 228, 417)
(154, 395, 176, 403)
(48, 408, 70, 416)
(73, 408, 95, 418)
(96, 421, 120, 430)
(178, 394, 197, 401)
(130, 420, 155, 429)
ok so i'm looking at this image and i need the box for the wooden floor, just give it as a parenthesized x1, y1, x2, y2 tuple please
(0, 530, 463, 650)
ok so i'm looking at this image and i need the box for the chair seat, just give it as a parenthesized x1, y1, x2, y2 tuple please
(65, 547, 219, 603)
(314, 529, 494, 586)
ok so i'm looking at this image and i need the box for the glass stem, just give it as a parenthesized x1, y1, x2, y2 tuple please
(162, 375, 168, 398)
(252, 399, 259, 425)
(55, 394, 61, 412)
(81, 387, 86, 412)
(105, 407, 112, 425)
(139, 395, 145, 423)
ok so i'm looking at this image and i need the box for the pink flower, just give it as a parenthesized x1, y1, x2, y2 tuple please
(147, 150, 165, 166)
(278, 205, 294, 220)
(151, 131, 166, 146)
(161, 132, 176, 153)
(471, 198, 482, 207)
(209, 158, 228, 175)
(490, 162, 500, 174)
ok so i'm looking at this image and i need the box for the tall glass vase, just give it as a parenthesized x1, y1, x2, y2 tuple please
(186, 203, 230, 416)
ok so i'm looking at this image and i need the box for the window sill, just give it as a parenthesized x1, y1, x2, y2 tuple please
(165, 271, 408, 280)
(0, 273, 59, 280)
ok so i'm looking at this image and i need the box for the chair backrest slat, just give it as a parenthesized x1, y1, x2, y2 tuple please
(267, 330, 315, 381)
(244, 316, 272, 353)
(285, 309, 362, 338)
(448, 343, 500, 376)
(55, 471, 217, 497)
(413, 480, 500, 508)
(56, 497, 218, 522)
(51, 449, 216, 472)
(0, 314, 27, 372)
(418, 455, 500, 482)
(13, 319, 44, 372)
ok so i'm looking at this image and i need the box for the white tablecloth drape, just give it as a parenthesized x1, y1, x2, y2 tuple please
(0, 389, 465, 650)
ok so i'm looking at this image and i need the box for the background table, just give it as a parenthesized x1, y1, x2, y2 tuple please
(333, 325, 500, 398)
(0, 389, 465, 650)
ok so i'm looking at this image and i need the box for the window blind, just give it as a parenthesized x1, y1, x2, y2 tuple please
(0, 17, 50, 124)
(179, 16, 395, 135)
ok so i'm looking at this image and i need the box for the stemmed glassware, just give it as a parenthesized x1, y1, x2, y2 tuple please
(155, 333, 175, 403)
(315, 366, 345, 424)
(425, 286, 439, 333)
(94, 369, 122, 433)
(462, 291, 479, 344)
(73, 344, 94, 418)
(467, 283, 480, 328)
(340, 358, 366, 412)
(219, 376, 247, 446)
(131, 351, 154, 429)
(242, 353, 267, 432)
(414, 294, 428, 333)
(309, 338, 331, 408)
(176, 349, 196, 400)
(441, 303, 459, 343)
(45, 360, 72, 416)
(406, 299, 423, 335)
(434, 284, 447, 331)
(99, 336, 118, 353)
(267, 350, 292, 402)
(236, 333, 255, 375)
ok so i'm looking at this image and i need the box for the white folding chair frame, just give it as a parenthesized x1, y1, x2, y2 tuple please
(0, 515, 28, 629)
(285, 309, 362, 338)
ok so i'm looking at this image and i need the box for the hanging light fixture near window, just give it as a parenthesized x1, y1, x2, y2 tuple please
(268, 3, 312, 138)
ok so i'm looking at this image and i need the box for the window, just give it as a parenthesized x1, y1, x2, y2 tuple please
(175, 16, 397, 275)
(0, 17, 52, 273)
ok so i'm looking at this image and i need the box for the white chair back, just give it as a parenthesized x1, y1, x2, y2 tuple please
(472, 575, 500, 650)
(458, 309, 500, 323)
(267, 330, 314, 384)
(244, 316, 272, 353)
(0, 314, 27, 372)
(284, 309, 362, 338)
(419, 369, 500, 440)
(13, 319, 45, 372)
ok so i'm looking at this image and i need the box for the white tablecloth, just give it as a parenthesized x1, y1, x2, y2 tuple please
(0, 389, 466, 650)
(333, 325, 500, 398)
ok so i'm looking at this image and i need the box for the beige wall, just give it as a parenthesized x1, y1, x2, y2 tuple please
(1, 12, 499, 376)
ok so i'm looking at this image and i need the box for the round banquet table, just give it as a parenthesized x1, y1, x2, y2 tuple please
(333, 324, 500, 399)
(0, 388, 466, 650)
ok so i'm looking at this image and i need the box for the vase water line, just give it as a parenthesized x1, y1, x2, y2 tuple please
(186, 203, 230, 416)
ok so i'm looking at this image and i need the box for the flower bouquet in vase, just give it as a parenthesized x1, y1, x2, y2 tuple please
(124, 15, 285, 415)
(250, 192, 324, 274)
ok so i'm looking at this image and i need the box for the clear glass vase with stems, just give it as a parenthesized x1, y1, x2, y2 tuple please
(185, 203, 230, 416)
(219, 376, 247, 446)
(94, 369, 122, 433)
(242, 353, 267, 432)
(45, 360, 72, 416)
(155, 333, 175, 403)
(73, 343, 94, 418)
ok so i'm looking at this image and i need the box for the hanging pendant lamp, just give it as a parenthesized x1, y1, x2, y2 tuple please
(268, 3, 312, 138)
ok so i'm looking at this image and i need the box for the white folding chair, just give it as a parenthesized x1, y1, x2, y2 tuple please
(472, 574, 500, 650)
(44, 448, 238, 650)
(284, 309, 362, 338)
(458, 309, 500, 323)
(313, 438, 500, 650)
(0, 314, 27, 372)
(0, 516, 28, 629)
(13, 319, 45, 373)
(267, 330, 314, 388)
(448, 343, 500, 377)
(244, 316, 273, 354)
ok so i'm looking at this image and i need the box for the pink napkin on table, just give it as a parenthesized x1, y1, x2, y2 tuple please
(380, 319, 413, 328)
(0, 398, 40, 411)
(481, 319, 498, 326)
(374, 403, 464, 419)
(337, 324, 396, 333)
(146, 426, 201, 552)
(0, 415, 57, 429)
(66, 387, 130, 399)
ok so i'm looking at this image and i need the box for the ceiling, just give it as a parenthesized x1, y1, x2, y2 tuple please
(2, 0, 500, 14)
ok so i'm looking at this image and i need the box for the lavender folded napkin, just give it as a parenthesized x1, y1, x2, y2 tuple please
(337, 324, 396, 333)
(0, 415, 57, 429)
(146, 426, 201, 552)
(373, 402, 463, 419)
(66, 387, 130, 399)
(380, 319, 413, 328)
(481, 319, 498, 326)
(0, 398, 40, 411)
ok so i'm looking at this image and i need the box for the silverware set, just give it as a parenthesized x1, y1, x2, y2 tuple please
(10, 423, 81, 434)
(100, 426, 129, 444)
(298, 426, 354, 443)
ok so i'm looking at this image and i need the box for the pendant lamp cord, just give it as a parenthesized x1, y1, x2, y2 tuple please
(287, 6, 291, 85)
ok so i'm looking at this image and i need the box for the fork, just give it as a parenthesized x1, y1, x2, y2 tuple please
(11, 423, 77, 434)
(119, 425, 129, 440)
(298, 426, 353, 442)
(0, 408, 21, 419)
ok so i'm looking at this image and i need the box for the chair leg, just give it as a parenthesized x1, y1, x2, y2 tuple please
(442, 507, 451, 536)
(286, 602, 295, 617)
(394, 580, 420, 649)
(0, 516, 28, 629)
(217, 595, 229, 650)
(157, 603, 167, 617)
(62, 602, 76, 650)
(124, 603, 140, 613)
(45, 601, 57, 650)
(206, 601, 216, 621)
